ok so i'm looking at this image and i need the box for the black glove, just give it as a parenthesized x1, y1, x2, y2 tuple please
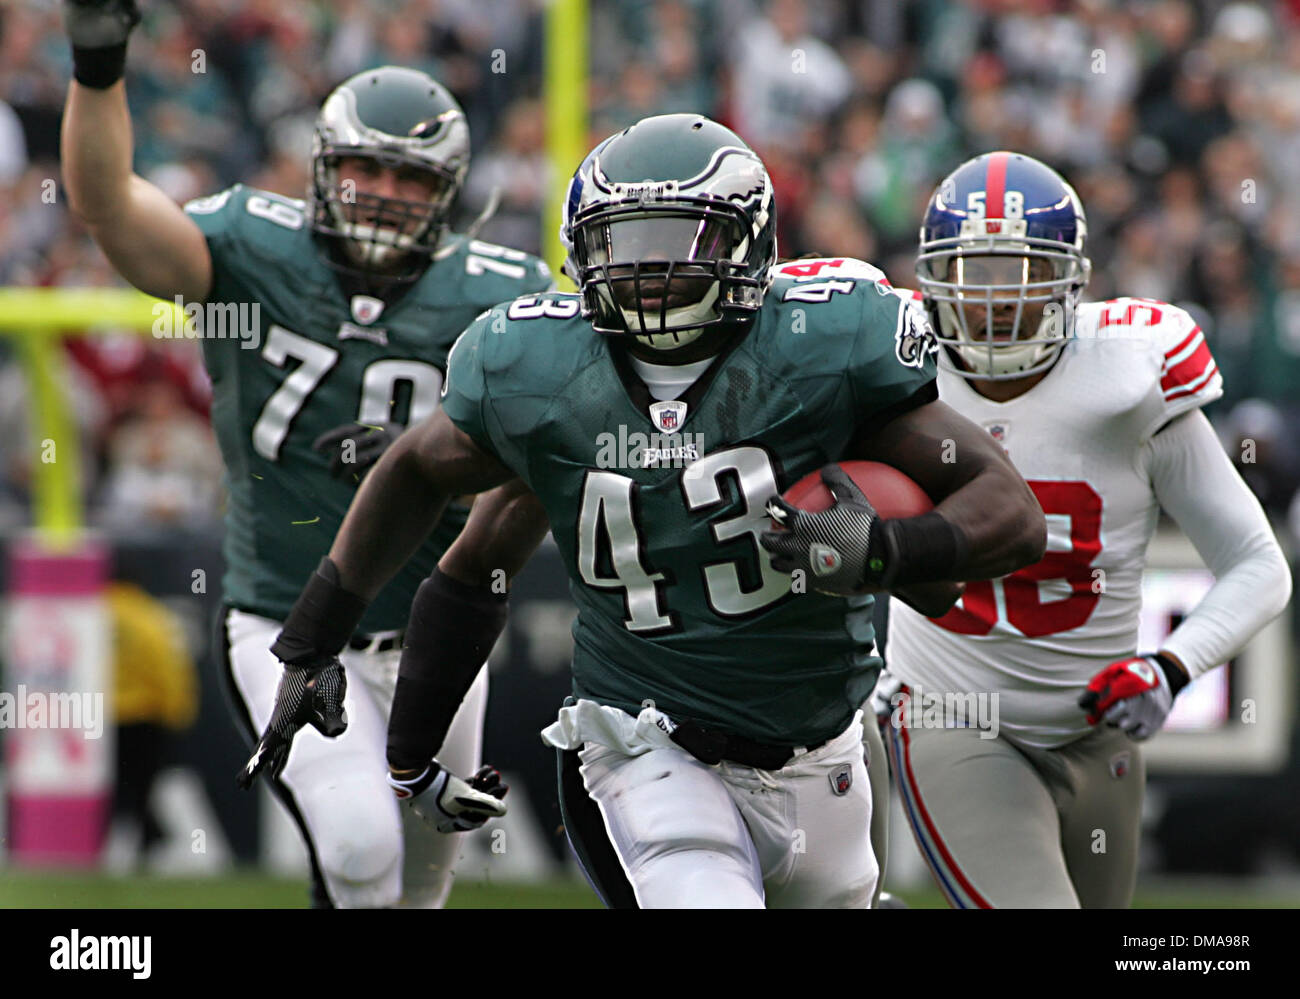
(388, 762, 509, 833)
(760, 464, 897, 596)
(238, 558, 369, 789)
(64, 0, 141, 88)
(237, 658, 348, 789)
(312, 422, 403, 480)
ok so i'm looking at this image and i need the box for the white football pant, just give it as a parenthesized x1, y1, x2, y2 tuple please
(577, 714, 877, 908)
(224, 609, 488, 908)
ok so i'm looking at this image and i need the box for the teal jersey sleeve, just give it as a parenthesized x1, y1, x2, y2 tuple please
(182, 184, 244, 242)
(441, 312, 497, 459)
(441, 292, 590, 481)
(183, 185, 311, 306)
(848, 287, 939, 437)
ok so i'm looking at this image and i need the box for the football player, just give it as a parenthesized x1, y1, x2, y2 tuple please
(267, 113, 1048, 908)
(877, 151, 1292, 907)
(59, 1, 552, 907)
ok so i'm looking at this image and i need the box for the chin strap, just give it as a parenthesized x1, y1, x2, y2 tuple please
(434, 186, 501, 261)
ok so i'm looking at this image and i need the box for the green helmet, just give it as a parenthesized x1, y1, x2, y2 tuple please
(310, 66, 470, 283)
(563, 114, 777, 351)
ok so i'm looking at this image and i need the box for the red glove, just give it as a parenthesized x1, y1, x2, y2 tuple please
(1078, 654, 1187, 741)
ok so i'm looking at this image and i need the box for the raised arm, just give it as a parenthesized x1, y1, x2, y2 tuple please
(60, 2, 211, 303)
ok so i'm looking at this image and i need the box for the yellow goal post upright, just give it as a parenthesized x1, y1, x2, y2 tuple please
(544, 0, 588, 291)
(0, 287, 180, 866)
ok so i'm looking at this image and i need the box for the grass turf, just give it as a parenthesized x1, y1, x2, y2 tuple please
(1, 871, 1296, 908)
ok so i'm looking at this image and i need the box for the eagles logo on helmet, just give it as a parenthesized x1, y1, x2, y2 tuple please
(561, 114, 778, 354)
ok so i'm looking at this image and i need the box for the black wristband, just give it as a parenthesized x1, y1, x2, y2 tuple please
(387, 568, 508, 771)
(876, 511, 969, 587)
(270, 557, 370, 665)
(1152, 651, 1190, 697)
(72, 42, 129, 89)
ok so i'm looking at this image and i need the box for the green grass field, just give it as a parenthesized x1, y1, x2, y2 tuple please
(2, 871, 1297, 908)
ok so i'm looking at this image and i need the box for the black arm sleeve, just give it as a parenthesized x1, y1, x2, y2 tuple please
(386, 568, 509, 770)
(270, 557, 369, 665)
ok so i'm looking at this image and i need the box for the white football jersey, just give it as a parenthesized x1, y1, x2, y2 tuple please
(886, 297, 1223, 748)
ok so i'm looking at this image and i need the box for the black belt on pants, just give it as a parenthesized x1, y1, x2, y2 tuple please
(669, 720, 828, 770)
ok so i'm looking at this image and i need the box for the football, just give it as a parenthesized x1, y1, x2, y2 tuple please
(778, 460, 933, 520)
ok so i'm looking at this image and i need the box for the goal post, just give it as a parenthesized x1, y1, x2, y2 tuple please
(543, 0, 587, 289)
(0, 286, 179, 865)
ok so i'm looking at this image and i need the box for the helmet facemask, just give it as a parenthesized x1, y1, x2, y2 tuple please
(571, 197, 764, 352)
(312, 145, 461, 283)
(917, 237, 1090, 380)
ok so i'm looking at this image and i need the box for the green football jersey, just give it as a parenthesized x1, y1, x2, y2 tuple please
(443, 258, 938, 744)
(182, 184, 552, 631)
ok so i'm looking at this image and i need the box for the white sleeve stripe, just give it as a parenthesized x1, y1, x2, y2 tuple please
(1164, 361, 1219, 401)
(1161, 329, 1205, 369)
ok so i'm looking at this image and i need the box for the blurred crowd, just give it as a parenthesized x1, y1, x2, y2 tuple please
(1, 0, 1299, 542)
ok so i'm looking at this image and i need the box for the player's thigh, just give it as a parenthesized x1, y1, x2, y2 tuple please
(227, 611, 403, 904)
(761, 720, 876, 909)
(579, 742, 764, 909)
(395, 665, 490, 907)
(885, 722, 1079, 908)
(1056, 727, 1145, 909)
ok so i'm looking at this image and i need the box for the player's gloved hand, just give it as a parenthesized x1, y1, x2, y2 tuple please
(64, 1, 140, 88)
(64, 0, 140, 47)
(388, 762, 509, 833)
(312, 421, 403, 480)
(237, 558, 368, 789)
(237, 658, 348, 789)
(1078, 654, 1187, 741)
(871, 668, 904, 731)
(761, 464, 897, 596)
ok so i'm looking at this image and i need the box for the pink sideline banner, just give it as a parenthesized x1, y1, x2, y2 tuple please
(4, 534, 111, 866)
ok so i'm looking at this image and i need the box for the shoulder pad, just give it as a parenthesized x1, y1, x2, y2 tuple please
(436, 237, 553, 300)
(772, 256, 890, 285)
(184, 184, 310, 242)
(1078, 298, 1223, 436)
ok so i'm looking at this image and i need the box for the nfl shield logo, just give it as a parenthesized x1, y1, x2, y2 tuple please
(1109, 751, 1131, 779)
(649, 400, 686, 433)
(810, 544, 842, 577)
(351, 295, 386, 326)
(985, 422, 1008, 444)
(830, 764, 852, 796)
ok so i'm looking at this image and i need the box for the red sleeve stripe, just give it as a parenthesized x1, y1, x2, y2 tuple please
(1165, 361, 1219, 402)
(1161, 330, 1213, 394)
